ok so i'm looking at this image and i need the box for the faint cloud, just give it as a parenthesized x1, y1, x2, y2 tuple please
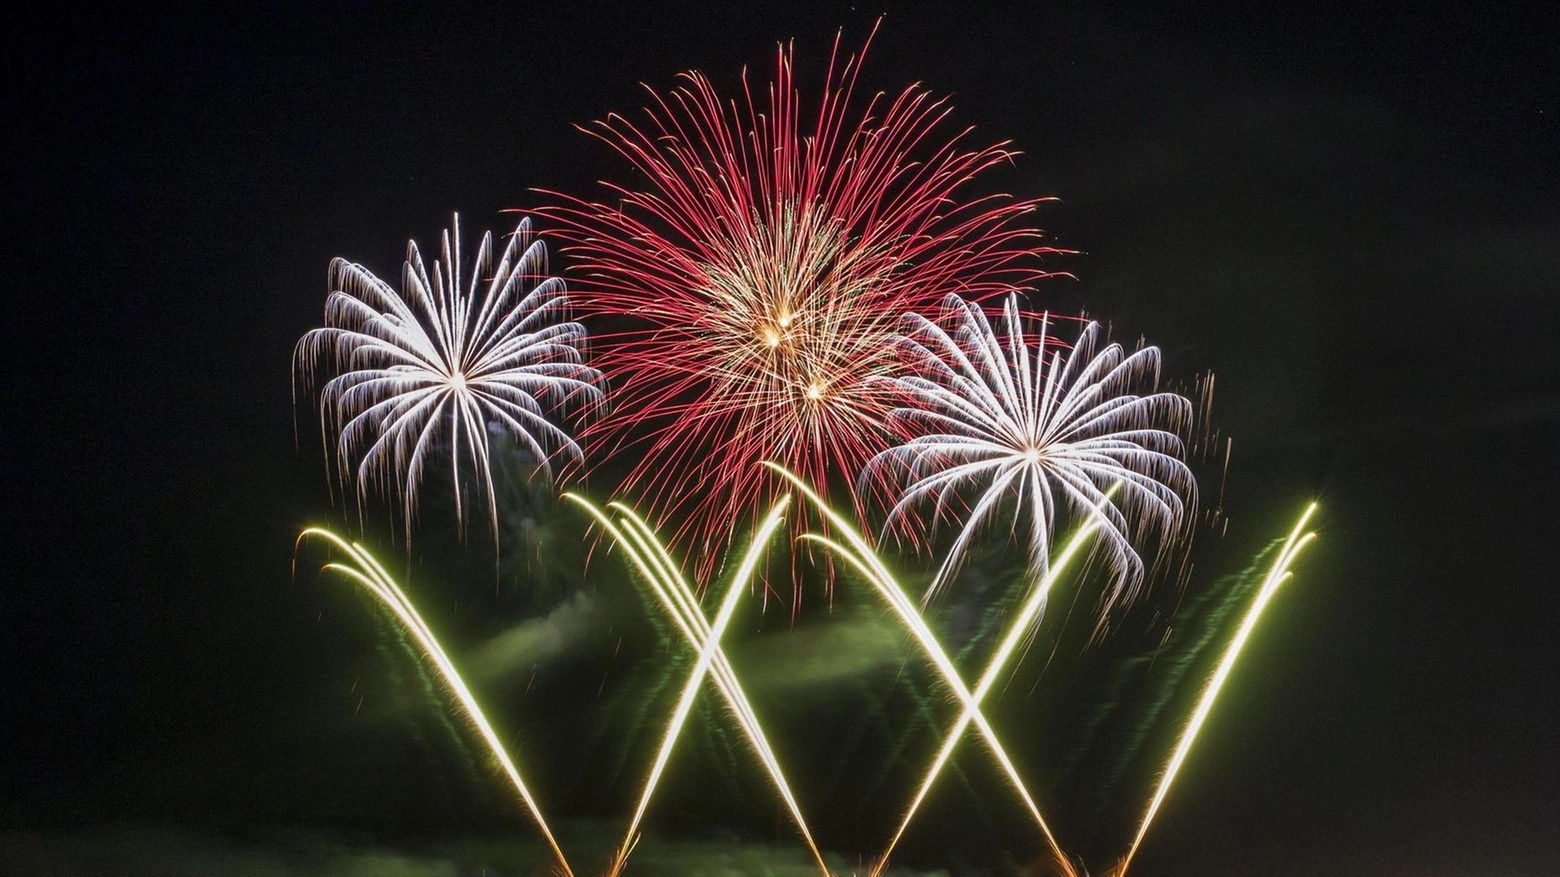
(468, 591, 597, 681)
(733, 609, 904, 691)
(0, 824, 949, 877)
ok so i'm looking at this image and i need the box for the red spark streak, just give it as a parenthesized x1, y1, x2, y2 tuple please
(541, 25, 1065, 583)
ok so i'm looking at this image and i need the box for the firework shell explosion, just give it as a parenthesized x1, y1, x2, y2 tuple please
(866, 294, 1197, 611)
(542, 26, 1065, 564)
(294, 214, 602, 546)
(289, 25, 1325, 877)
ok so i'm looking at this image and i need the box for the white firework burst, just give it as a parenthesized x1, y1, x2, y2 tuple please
(866, 294, 1195, 607)
(295, 214, 601, 540)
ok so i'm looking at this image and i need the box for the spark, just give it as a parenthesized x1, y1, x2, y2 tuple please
(866, 294, 1195, 607)
(294, 528, 574, 877)
(294, 215, 601, 544)
(767, 462, 1076, 877)
(876, 485, 1120, 875)
(1114, 503, 1319, 877)
(577, 495, 794, 877)
(543, 26, 1061, 562)
(564, 494, 829, 875)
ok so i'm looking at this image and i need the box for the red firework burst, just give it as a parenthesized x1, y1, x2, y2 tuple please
(544, 25, 1064, 569)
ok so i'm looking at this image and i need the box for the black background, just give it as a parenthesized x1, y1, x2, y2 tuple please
(5, 2, 1558, 874)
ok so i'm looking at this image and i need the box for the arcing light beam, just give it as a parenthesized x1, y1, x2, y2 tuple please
(564, 494, 829, 875)
(294, 528, 575, 877)
(587, 495, 793, 877)
(765, 463, 1076, 877)
(1114, 503, 1319, 877)
(873, 485, 1121, 876)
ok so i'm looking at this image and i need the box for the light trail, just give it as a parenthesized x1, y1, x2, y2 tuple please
(597, 496, 793, 877)
(564, 494, 830, 875)
(295, 528, 575, 877)
(1114, 503, 1319, 877)
(765, 463, 1077, 877)
(874, 486, 1120, 875)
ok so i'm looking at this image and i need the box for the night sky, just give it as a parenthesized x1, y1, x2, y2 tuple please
(6, 2, 1559, 875)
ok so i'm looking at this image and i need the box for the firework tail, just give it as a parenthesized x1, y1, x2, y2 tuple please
(766, 463, 1077, 877)
(564, 495, 830, 875)
(1114, 503, 1319, 877)
(295, 528, 575, 877)
(609, 501, 830, 875)
(872, 485, 1121, 876)
(594, 496, 792, 877)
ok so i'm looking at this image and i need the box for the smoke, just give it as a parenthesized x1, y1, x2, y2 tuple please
(0, 824, 952, 877)
(467, 592, 598, 681)
(732, 608, 904, 691)
(0, 826, 471, 877)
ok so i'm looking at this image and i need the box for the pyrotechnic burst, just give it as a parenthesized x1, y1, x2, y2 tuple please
(544, 27, 1061, 559)
(283, 31, 1326, 877)
(294, 215, 601, 543)
(865, 294, 1196, 607)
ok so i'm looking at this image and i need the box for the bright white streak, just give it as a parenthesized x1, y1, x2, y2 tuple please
(1116, 504, 1319, 876)
(606, 496, 792, 877)
(607, 502, 830, 876)
(295, 215, 601, 544)
(564, 495, 829, 875)
(868, 294, 1194, 607)
(296, 528, 575, 877)
(873, 486, 1120, 876)
(767, 463, 1077, 877)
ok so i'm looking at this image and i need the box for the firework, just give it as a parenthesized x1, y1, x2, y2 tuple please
(1114, 504, 1318, 876)
(874, 486, 1118, 877)
(768, 463, 1076, 877)
(294, 528, 574, 877)
(568, 494, 793, 876)
(294, 215, 601, 543)
(565, 494, 828, 875)
(866, 294, 1195, 607)
(544, 27, 1060, 561)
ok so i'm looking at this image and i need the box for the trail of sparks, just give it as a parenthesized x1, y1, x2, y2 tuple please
(544, 26, 1061, 566)
(294, 528, 574, 877)
(564, 494, 829, 876)
(1114, 503, 1319, 877)
(588, 496, 793, 877)
(874, 486, 1119, 876)
(767, 463, 1076, 877)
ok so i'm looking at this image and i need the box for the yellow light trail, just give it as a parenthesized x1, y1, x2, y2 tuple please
(294, 528, 575, 877)
(596, 495, 793, 877)
(564, 494, 830, 876)
(1114, 503, 1319, 877)
(873, 486, 1119, 876)
(765, 463, 1077, 877)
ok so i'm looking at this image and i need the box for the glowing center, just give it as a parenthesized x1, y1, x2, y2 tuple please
(450, 372, 468, 391)
(778, 311, 793, 328)
(806, 382, 823, 401)
(1023, 447, 1041, 464)
(763, 329, 781, 347)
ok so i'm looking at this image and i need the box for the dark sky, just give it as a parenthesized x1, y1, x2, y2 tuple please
(6, 2, 1559, 875)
